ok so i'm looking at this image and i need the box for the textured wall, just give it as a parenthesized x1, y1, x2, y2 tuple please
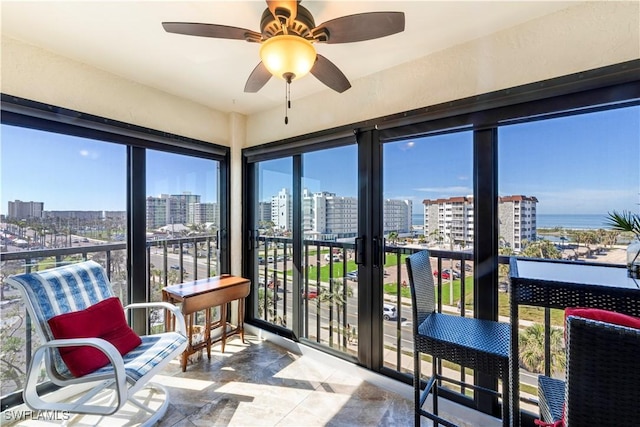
(246, 1, 640, 145)
(2, 1, 638, 278)
(1, 37, 230, 145)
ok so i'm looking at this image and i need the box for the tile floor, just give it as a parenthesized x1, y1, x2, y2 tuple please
(155, 336, 417, 427)
(3, 333, 502, 426)
(154, 332, 501, 427)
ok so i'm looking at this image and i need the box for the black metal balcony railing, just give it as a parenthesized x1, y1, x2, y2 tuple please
(0, 235, 219, 405)
(2, 234, 608, 419)
(252, 236, 510, 405)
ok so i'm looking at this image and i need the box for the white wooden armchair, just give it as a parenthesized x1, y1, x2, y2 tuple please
(6, 260, 187, 425)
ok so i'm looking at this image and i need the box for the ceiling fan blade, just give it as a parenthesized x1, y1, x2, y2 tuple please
(244, 62, 272, 93)
(266, 1, 298, 24)
(162, 22, 261, 41)
(310, 55, 351, 93)
(313, 12, 405, 44)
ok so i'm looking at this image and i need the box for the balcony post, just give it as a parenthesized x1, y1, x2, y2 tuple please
(128, 146, 148, 335)
(473, 127, 501, 418)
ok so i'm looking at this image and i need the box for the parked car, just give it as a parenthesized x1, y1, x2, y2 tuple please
(324, 253, 341, 262)
(383, 303, 397, 320)
(455, 261, 473, 271)
(433, 269, 460, 280)
(346, 270, 358, 281)
(302, 289, 318, 299)
(443, 269, 461, 279)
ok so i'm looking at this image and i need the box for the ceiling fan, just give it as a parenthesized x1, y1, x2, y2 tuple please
(162, 1, 405, 97)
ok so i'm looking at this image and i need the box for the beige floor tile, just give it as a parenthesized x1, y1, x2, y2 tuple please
(3, 334, 501, 427)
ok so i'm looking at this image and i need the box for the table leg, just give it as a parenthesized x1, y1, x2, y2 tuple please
(162, 292, 172, 332)
(205, 306, 212, 360)
(239, 298, 245, 344)
(510, 292, 520, 427)
(182, 313, 194, 372)
(220, 303, 228, 353)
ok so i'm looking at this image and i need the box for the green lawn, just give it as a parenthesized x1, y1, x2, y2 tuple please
(383, 277, 474, 305)
(279, 259, 564, 326)
(305, 261, 357, 283)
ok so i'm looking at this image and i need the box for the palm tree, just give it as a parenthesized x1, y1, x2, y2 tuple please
(498, 247, 514, 279)
(0, 307, 27, 390)
(569, 230, 585, 254)
(257, 288, 276, 322)
(606, 210, 640, 272)
(519, 323, 565, 375)
(319, 279, 354, 349)
(521, 240, 561, 260)
(188, 223, 206, 236)
(428, 229, 440, 245)
(605, 210, 640, 239)
(582, 230, 598, 256)
(387, 231, 398, 246)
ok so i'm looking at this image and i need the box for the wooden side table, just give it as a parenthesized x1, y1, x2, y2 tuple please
(162, 275, 251, 372)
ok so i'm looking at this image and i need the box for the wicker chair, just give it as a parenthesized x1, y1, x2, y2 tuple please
(405, 250, 510, 427)
(537, 316, 640, 426)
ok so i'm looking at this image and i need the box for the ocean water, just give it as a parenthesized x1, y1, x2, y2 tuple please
(536, 214, 610, 230)
(412, 213, 611, 230)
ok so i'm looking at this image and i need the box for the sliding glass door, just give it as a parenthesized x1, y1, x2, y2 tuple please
(0, 124, 127, 397)
(301, 145, 358, 354)
(244, 135, 359, 357)
(251, 157, 294, 329)
(0, 97, 230, 406)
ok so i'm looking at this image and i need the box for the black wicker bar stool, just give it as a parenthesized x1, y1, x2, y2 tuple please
(406, 250, 510, 427)
(537, 315, 640, 427)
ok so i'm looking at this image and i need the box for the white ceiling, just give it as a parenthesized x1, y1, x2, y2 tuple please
(1, 1, 578, 116)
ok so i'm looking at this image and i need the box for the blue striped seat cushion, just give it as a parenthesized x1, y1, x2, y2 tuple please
(9, 260, 115, 331)
(8, 260, 186, 380)
(91, 332, 187, 381)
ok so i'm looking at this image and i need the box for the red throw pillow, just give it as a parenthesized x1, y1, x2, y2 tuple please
(48, 297, 142, 377)
(565, 307, 640, 330)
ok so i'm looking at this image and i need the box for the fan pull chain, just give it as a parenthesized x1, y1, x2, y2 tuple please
(284, 80, 289, 125)
(283, 72, 294, 125)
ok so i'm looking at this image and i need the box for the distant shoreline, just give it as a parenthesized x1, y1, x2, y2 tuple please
(412, 213, 612, 230)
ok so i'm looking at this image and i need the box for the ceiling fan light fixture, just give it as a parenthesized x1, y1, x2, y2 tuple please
(260, 35, 316, 81)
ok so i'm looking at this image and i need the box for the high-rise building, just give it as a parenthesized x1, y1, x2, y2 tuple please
(169, 192, 201, 225)
(300, 190, 410, 240)
(383, 199, 413, 234)
(7, 200, 44, 219)
(422, 195, 537, 251)
(257, 202, 272, 226)
(188, 202, 218, 225)
(146, 196, 168, 230)
(300, 190, 358, 240)
(423, 196, 474, 249)
(271, 188, 293, 231)
(498, 195, 538, 251)
(145, 192, 202, 230)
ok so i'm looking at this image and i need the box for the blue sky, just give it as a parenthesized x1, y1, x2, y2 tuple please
(260, 106, 639, 215)
(2, 106, 639, 216)
(1, 126, 218, 213)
